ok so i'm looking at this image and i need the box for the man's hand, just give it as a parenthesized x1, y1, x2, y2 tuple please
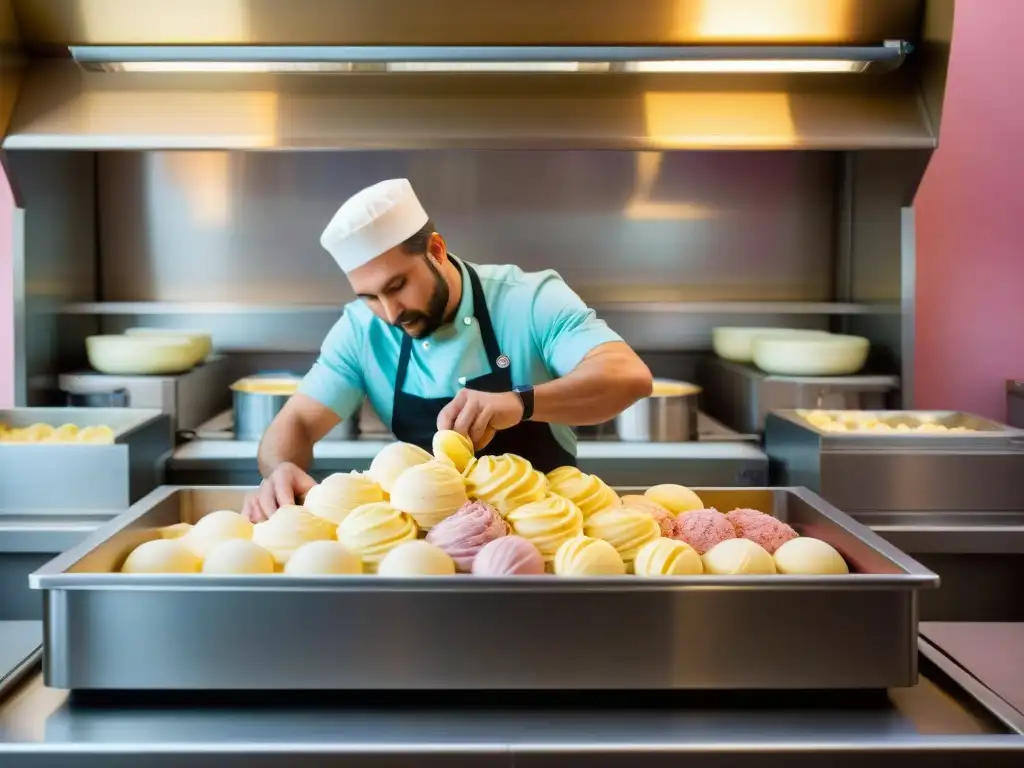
(436, 390, 524, 450)
(241, 462, 318, 522)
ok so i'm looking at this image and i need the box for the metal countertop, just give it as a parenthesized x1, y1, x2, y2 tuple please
(1, 638, 1024, 767)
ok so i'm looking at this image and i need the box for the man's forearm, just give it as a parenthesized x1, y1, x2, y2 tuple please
(531, 346, 653, 426)
(257, 417, 315, 478)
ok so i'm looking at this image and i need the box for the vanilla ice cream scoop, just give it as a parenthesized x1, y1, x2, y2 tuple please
(702, 538, 776, 575)
(506, 493, 584, 562)
(378, 540, 456, 577)
(202, 539, 276, 574)
(584, 507, 661, 569)
(158, 522, 193, 540)
(773, 537, 849, 575)
(181, 510, 254, 558)
(368, 441, 433, 493)
(644, 484, 704, 515)
(547, 467, 620, 520)
(463, 454, 547, 516)
(303, 471, 384, 524)
(554, 536, 625, 577)
(337, 501, 418, 572)
(634, 538, 703, 576)
(284, 540, 363, 575)
(252, 505, 338, 568)
(389, 460, 468, 530)
(121, 539, 201, 574)
(432, 430, 475, 473)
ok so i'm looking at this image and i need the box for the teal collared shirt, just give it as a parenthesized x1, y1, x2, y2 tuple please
(299, 258, 622, 456)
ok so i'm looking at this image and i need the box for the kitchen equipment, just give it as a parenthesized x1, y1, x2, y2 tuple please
(752, 334, 870, 376)
(1008, 380, 1024, 429)
(31, 484, 936, 692)
(0, 408, 172, 511)
(64, 388, 129, 408)
(232, 375, 358, 441)
(614, 379, 700, 442)
(124, 327, 213, 362)
(61, 356, 232, 432)
(85, 335, 199, 375)
(697, 357, 899, 434)
(712, 327, 832, 363)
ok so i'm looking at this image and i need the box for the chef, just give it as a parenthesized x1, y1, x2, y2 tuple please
(243, 178, 653, 521)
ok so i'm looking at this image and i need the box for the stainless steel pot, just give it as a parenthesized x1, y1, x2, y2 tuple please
(614, 380, 701, 442)
(231, 375, 358, 441)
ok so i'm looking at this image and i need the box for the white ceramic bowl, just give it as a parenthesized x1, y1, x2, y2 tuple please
(85, 335, 199, 375)
(124, 327, 212, 362)
(712, 327, 833, 363)
(751, 334, 870, 376)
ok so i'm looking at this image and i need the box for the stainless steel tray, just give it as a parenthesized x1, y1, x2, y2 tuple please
(30, 485, 938, 692)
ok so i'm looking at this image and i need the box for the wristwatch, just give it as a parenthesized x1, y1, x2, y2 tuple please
(512, 385, 535, 421)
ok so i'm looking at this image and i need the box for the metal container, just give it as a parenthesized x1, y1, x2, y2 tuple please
(0, 408, 173, 512)
(232, 375, 358, 441)
(614, 380, 700, 442)
(63, 388, 129, 408)
(31, 485, 937, 692)
(1008, 380, 1024, 429)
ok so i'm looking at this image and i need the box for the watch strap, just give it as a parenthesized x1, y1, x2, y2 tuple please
(513, 385, 535, 421)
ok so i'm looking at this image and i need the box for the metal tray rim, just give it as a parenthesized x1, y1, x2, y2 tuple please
(771, 409, 1024, 437)
(0, 406, 167, 441)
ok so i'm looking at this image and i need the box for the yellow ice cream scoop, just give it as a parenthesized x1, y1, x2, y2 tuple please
(303, 471, 384, 524)
(432, 430, 475, 473)
(547, 467, 620, 521)
(389, 460, 468, 530)
(368, 441, 433, 494)
(554, 535, 625, 577)
(337, 501, 418, 573)
(644, 484, 704, 515)
(702, 538, 776, 575)
(584, 507, 661, 569)
(634, 538, 703, 576)
(181, 509, 254, 558)
(506, 493, 584, 562)
(463, 453, 547, 516)
(251, 505, 337, 568)
(121, 539, 201, 574)
(773, 537, 849, 575)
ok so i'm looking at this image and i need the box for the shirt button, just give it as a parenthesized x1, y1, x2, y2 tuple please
(463, 317, 472, 326)
(422, 341, 431, 350)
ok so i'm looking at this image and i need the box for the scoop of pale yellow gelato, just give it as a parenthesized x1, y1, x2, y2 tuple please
(378, 540, 456, 577)
(547, 467, 620, 520)
(634, 538, 703, 576)
(337, 501, 418, 572)
(506, 493, 584, 561)
(554, 536, 625, 577)
(181, 510, 254, 558)
(121, 539, 201, 574)
(584, 507, 661, 569)
(702, 538, 776, 575)
(368, 441, 433, 494)
(464, 454, 547, 516)
(432, 430, 475, 473)
(158, 522, 193, 540)
(303, 471, 384, 524)
(644, 484, 704, 515)
(773, 537, 849, 575)
(202, 539, 276, 574)
(284, 540, 363, 575)
(251, 505, 337, 568)
(389, 461, 468, 530)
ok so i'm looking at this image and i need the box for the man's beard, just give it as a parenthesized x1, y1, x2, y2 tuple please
(393, 256, 450, 338)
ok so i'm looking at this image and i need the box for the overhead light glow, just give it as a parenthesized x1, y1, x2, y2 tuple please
(625, 59, 865, 73)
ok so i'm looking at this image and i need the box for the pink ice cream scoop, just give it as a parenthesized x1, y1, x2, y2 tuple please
(726, 508, 798, 554)
(671, 509, 736, 555)
(472, 535, 545, 576)
(426, 500, 509, 572)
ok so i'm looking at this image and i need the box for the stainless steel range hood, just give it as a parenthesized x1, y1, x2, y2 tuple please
(0, 0, 954, 151)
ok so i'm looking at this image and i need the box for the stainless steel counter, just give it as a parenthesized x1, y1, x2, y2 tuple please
(2, 638, 1024, 767)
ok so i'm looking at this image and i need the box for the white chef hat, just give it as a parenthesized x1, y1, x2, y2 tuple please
(320, 178, 430, 273)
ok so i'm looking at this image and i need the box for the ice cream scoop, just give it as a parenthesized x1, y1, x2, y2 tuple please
(202, 539, 276, 574)
(702, 538, 776, 575)
(377, 540, 456, 577)
(251, 505, 338, 568)
(726, 508, 798, 554)
(672, 509, 736, 555)
(303, 471, 384, 524)
(432, 430, 475, 473)
(773, 537, 849, 575)
(554, 536, 626, 577)
(472, 535, 545, 576)
(584, 506, 661, 569)
(389, 460, 468, 530)
(121, 539, 201, 574)
(645, 484, 704, 515)
(158, 522, 193, 540)
(425, 500, 509, 572)
(634, 538, 703, 576)
(284, 540, 363, 575)
(619, 495, 675, 536)
(546, 466, 620, 520)
(368, 441, 433, 494)
(337, 501, 418, 572)
(463, 454, 547, 516)
(506, 493, 584, 562)
(181, 509, 254, 558)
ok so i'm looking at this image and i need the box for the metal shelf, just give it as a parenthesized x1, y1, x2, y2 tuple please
(59, 301, 900, 316)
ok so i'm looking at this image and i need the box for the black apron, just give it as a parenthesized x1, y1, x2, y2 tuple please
(391, 258, 576, 474)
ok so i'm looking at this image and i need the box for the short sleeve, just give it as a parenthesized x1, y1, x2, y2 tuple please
(529, 273, 623, 377)
(298, 307, 366, 420)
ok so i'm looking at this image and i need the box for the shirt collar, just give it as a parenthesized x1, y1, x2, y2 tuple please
(424, 254, 473, 342)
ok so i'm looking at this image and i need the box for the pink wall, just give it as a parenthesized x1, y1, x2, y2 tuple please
(0, 165, 12, 408)
(914, 0, 1024, 419)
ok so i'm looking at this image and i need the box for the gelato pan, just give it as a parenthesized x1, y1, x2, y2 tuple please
(121, 539, 201, 574)
(546, 466, 620, 520)
(671, 509, 736, 554)
(726, 508, 798, 554)
(702, 538, 776, 575)
(425, 500, 509, 572)
(506, 493, 584, 561)
(303, 471, 384, 524)
(252, 505, 337, 568)
(463, 453, 547, 516)
(773, 537, 849, 575)
(389, 460, 468, 530)
(337, 501, 418, 572)
(554, 536, 626, 577)
(584, 506, 661, 569)
(472, 535, 545, 576)
(378, 540, 456, 577)
(634, 538, 703, 576)
(368, 441, 433, 494)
